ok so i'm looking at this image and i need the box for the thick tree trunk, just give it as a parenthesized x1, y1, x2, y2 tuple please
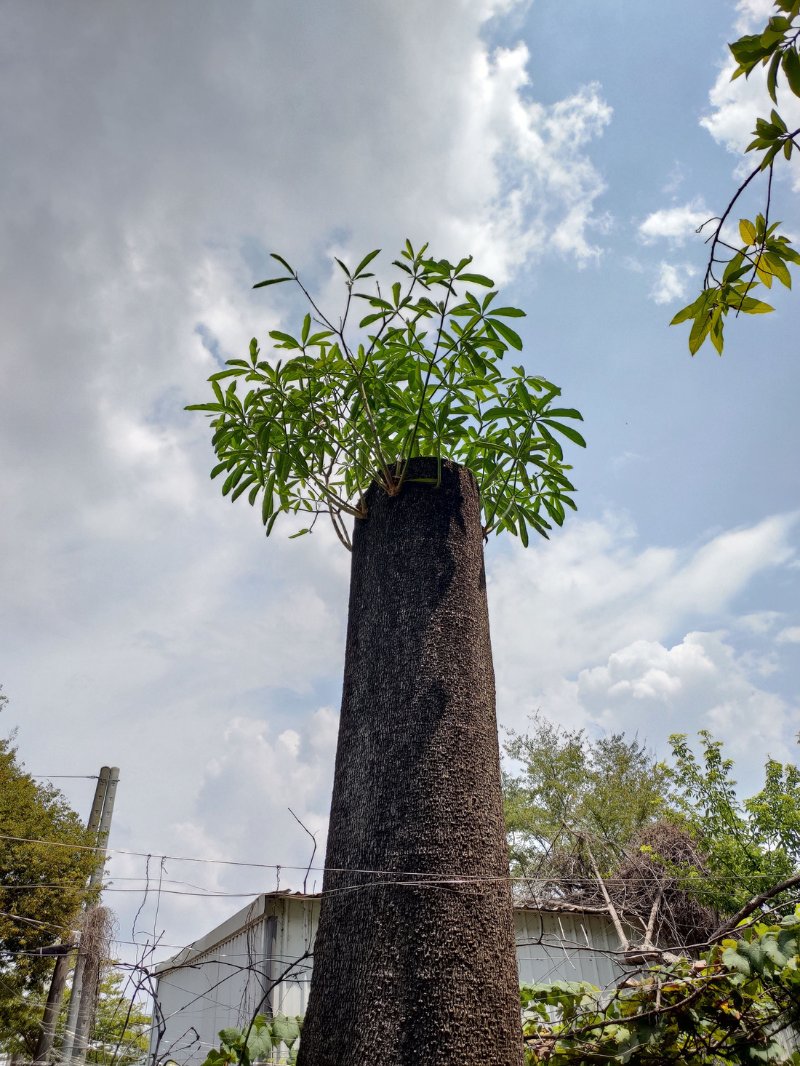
(298, 458, 523, 1066)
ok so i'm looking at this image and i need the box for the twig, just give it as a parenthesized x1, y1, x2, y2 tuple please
(288, 807, 318, 895)
(582, 837, 630, 952)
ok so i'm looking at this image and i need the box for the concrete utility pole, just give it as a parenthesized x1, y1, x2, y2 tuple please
(34, 769, 111, 1064)
(60, 766, 120, 1065)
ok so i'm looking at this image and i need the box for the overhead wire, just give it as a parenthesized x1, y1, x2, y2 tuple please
(0, 832, 785, 883)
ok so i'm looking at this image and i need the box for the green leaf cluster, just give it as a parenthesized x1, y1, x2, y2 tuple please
(202, 1013, 303, 1066)
(730, 2, 800, 104)
(671, 212, 799, 356)
(673, 1, 800, 354)
(187, 242, 585, 548)
(521, 909, 800, 1064)
(668, 731, 800, 918)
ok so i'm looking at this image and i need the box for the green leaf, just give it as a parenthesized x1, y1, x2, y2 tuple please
(756, 257, 775, 288)
(540, 420, 587, 448)
(739, 218, 757, 244)
(767, 48, 782, 102)
(735, 295, 775, 314)
(218, 1027, 243, 1046)
(670, 290, 711, 325)
(269, 330, 301, 349)
(771, 107, 788, 132)
(186, 402, 225, 413)
(723, 946, 751, 975)
(763, 252, 792, 288)
(270, 253, 294, 273)
(253, 276, 291, 289)
(271, 1015, 301, 1048)
(783, 46, 800, 96)
(710, 319, 724, 355)
(459, 272, 495, 287)
(688, 310, 712, 355)
(488, 318, 524, 350)
(353, 248, 381, 277)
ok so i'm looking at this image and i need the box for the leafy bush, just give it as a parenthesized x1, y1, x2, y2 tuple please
(521, 908, 800, 1064)
(201, 1013, 303, 1066)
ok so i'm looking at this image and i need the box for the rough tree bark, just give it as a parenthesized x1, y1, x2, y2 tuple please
(298, 458, 523, 1066)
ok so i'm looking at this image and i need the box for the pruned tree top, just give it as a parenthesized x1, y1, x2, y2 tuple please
(188, 241, 585, 549)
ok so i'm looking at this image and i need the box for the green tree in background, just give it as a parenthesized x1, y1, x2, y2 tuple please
(503, 714, 673, 885)
(0, 686, 96, 1056)
(673, 0, 800, 354)
(57, 970, 151, 1066)
(503, 716, 800, 948)
(669, 731, 800, 918)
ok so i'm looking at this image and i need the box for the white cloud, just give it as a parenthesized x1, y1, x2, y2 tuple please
(737, 611, 783, 634)
(661, 163, 686, 196)
(649, 261, 698, 305)
(576, 631, 797, 783)
(735, 0, 778, 34)
(0, 1, 614, 624)
(777, 625, 800, 644)
(489, 510, 796, 703)
(489, 512, 798, 790)
(638, 201, 712, 244)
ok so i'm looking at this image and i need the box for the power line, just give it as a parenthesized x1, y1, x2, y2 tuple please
(28, 775, 100, 780)
(0, 832, 788, 882)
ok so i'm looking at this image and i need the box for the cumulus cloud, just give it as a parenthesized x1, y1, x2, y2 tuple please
(489, 510, 796, 701)
(649, 261, 698, 304)
(576, 630, 798, 782)
(638, 201, 712, 245)
(735, 0, 782, 35)
(0, 0, 613, 644)
(488, 511, 798, 788)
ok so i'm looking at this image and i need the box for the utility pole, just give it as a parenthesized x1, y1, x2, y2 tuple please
(60, 766, 120, 1065)
(34, 768, 111, 1064)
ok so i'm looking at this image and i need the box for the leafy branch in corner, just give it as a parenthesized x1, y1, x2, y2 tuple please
(672, 0, 800, 354)
(522, 903, 800, 1064)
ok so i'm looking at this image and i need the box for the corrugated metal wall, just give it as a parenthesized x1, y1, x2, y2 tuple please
(514, 908, 624, 988)
(152, 895, 318, 1064)
(150, 895, 623, 1065)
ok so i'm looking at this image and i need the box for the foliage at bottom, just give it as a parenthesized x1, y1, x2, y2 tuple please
(202, 1013, 303, 1066)
(522, 908, 800, 1064)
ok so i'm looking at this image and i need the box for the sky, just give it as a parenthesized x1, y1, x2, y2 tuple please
(1, 0, 798, 965)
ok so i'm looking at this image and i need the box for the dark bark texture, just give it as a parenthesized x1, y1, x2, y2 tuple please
(298, 459, 523, 1066)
